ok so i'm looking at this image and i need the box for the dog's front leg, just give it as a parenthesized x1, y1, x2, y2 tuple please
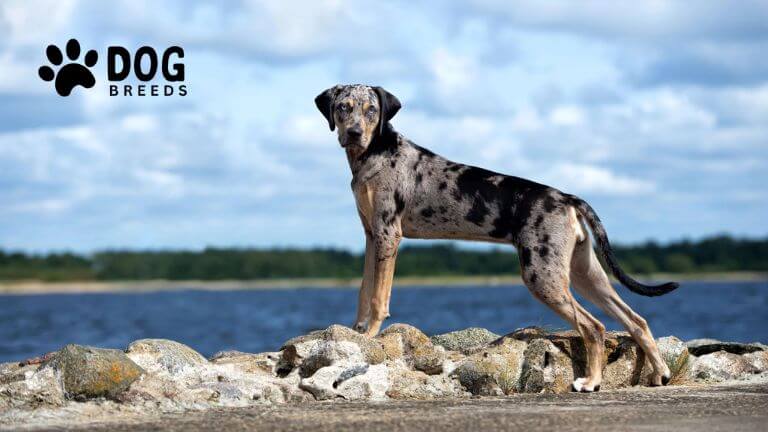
(364, 234, 400, 337)
(353, 233, 375, 332)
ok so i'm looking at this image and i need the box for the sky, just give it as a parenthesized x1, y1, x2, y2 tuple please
(0, 0, 766, 253)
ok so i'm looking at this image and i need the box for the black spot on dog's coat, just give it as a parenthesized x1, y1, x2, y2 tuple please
(438, 182, 447, 191)
(543, 195, 557, 213)
(358, 123, 399, 164)
(520, 247, 532, 267)
(465, 198, 489, 226)
(415, 173, 423, 184)
(394, 190, 405, 215)
(539, 246, 550, 258)
(421, 207, 435, 218)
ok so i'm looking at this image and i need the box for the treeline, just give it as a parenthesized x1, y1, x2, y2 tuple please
(0, 235, 766, 282)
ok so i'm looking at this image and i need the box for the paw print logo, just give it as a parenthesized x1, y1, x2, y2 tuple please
(38, 39, 98, 97)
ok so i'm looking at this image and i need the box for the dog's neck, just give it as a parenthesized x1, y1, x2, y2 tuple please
(345, 123, 399, 183)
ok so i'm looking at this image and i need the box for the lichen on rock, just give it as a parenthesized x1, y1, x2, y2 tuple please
(48, 344, 144, 400)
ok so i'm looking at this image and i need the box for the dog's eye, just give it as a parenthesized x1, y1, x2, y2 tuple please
(338, 104, 349, 112)
(366, 106, 377, 116)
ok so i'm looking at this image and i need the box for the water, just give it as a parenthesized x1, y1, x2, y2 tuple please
(0, 281, 766, 362)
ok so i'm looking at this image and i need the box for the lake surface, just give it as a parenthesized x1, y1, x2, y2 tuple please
(1, 281, 766, 363)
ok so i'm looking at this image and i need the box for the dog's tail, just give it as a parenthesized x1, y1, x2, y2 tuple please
(568, 195, 679, 297)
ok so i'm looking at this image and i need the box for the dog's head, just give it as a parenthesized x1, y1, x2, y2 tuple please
(315, 84, 401, 150)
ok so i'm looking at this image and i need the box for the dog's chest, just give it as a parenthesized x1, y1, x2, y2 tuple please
(352, 182, 376, 231)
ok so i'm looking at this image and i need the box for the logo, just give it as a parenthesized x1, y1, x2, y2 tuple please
(38, 39, 98, 97)
(38, 39, 187, 98)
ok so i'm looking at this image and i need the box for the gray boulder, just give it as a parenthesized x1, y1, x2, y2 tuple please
(691, 351, 760, 382)
(431, 327, 501, 354)
(518, 338, 574, 394)
(451, 337, 526, 395)
(48, 344, 144, 400)
(380, 324, 446, 375)
(387, 368, 467, 399)
(126, 339, 207, 375)
(279, 325, 387, 376)
(744, 350, 768, 372)
(209, 351, 280, 375)
(0, 362, 66, 409)
(299, 363, 389, 401)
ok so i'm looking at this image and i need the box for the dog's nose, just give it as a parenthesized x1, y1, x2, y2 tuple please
(347, 126, 363, 138)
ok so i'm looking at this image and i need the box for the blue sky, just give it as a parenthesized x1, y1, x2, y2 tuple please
(0, 0, 766, 252)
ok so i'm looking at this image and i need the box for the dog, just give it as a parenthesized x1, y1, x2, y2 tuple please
(314, 84, 679, 392)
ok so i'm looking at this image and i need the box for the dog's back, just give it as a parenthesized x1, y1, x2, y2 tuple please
(370, 132, 558, 245)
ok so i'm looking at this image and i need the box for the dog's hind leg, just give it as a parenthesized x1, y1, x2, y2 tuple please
(521, 251, 606, 392)
(354, 234, 375, 332)
(569, 230, 671, 386)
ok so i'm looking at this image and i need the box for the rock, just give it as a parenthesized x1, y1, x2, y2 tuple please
(380, 324, 446, 375)
(378, 332, 405, 360)
(691, 351, 760, 382)
(506, 328, 589, 377)
(299, 363, 388, 401)
(209, 350, 250, 360)
(209, 351, 280, 375)
(602, 340, 643, 389)
(387, 368, 467, 399)
(431, 327, 501, 354)
(126, 339, 207, 375)
(298, 341, 365, 377)
(0, 363, 66, 409)
(744, 350, 768, 372)
(380, 323, 431, 348)
(451, 337, 526, 395)
(518, 338, 574, 394)
(48, 344, 144, 400)
(279, 325, 386, 376)
(655, 336, 692, 384)
(686, 339, 765, 356)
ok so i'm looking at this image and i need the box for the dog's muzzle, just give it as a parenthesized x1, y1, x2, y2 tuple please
(342, 127, 363, 148)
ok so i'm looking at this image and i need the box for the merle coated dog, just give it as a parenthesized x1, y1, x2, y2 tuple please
(314, 84, 679, 392)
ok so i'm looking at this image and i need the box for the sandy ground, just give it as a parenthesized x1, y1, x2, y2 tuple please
(9, 381, 766, 432)
(1, 272, 765, 295)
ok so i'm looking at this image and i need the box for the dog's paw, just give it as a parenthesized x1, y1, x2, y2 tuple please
(571, 377, 600, 393)
(352, 322, 368, 333)
(648, 370, 672, 387)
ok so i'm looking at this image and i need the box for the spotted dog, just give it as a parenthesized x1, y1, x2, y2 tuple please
(314, 84, 679, 393)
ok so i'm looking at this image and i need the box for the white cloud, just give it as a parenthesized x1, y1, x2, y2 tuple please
(545, 163, 655, 196)
(549, 105, 585, 127)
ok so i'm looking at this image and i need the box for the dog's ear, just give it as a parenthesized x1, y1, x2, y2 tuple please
(315, 86, 340, 131)
(373, 86, 401, 135)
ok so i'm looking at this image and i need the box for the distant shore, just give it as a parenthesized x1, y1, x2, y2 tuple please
(0, 272, 765, 295)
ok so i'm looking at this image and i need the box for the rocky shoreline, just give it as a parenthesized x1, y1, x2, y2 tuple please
(1, 324, 767, 430)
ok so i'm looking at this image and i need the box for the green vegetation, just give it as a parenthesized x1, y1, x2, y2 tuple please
(0, 235, 766, 282)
